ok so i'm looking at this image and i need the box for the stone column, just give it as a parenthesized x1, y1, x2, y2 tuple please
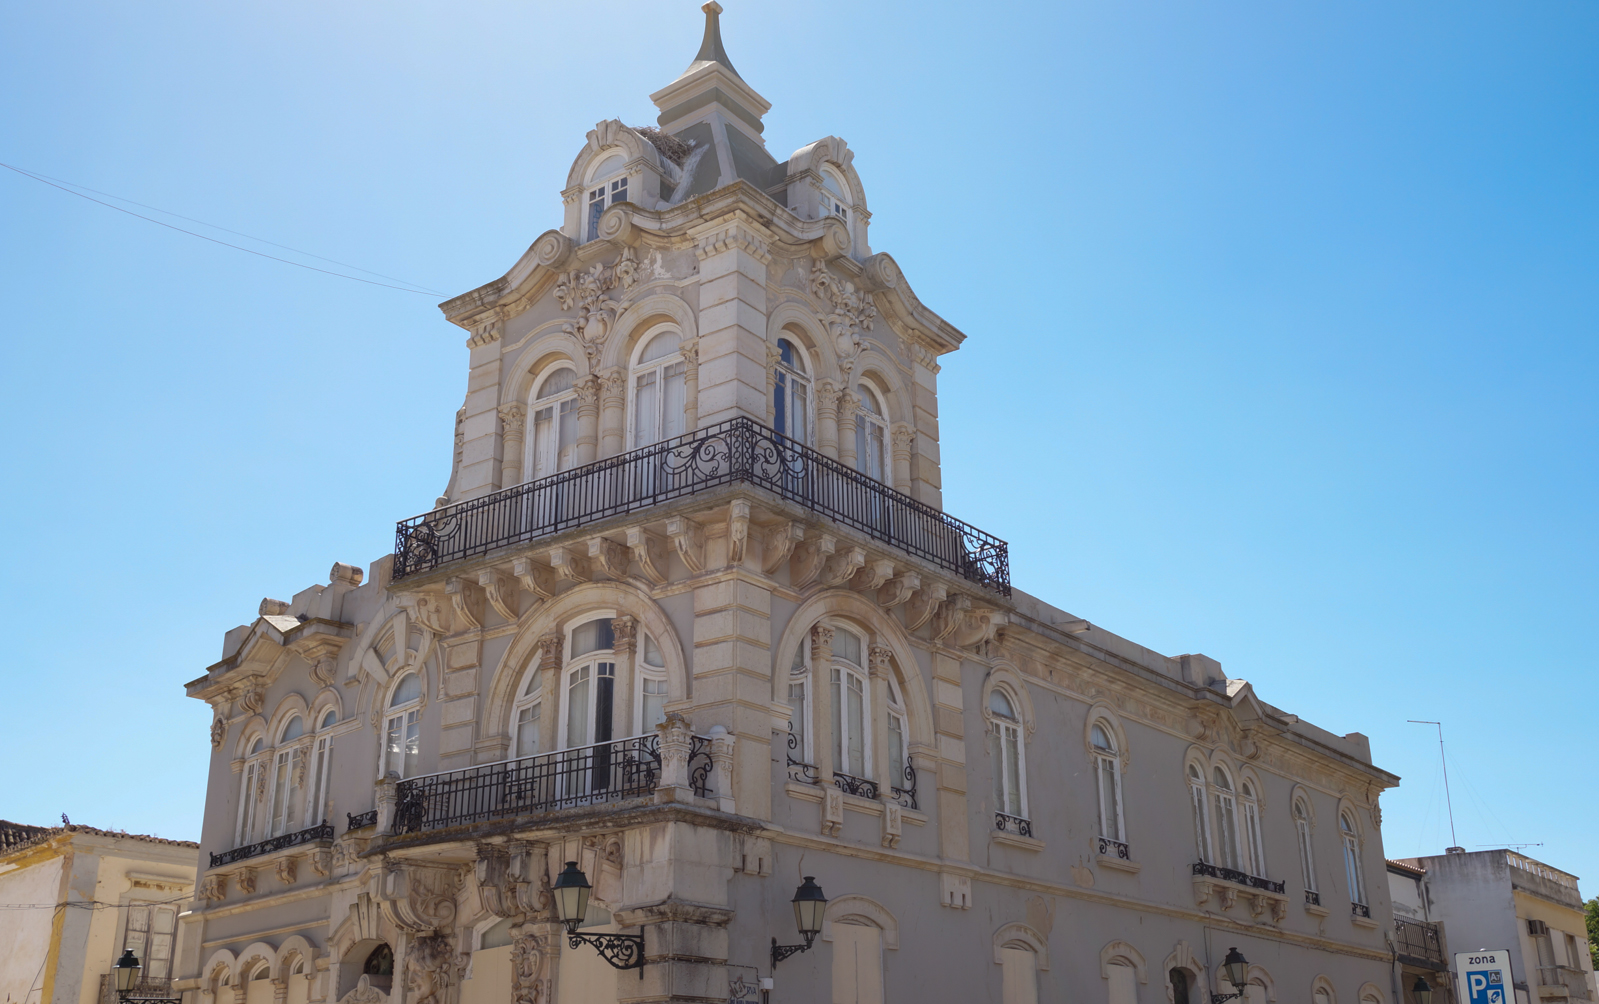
(610, 615, 637, 740)
(498, 404, 525, 488)
(682, 338, 700, 433)
(809, 625, 835, 786)
(708, 725, 737, 814)
(574, 374, 601, 466)
(868, 645, 893, 797)
(536, 633, 563, 756)
(598, 367, 627, 458)
(374, 775, 399, 832)
(815, 380, 840, 459)
(656, 713, 693, 798)
(890, 422, 915, 493)
(838, 392, 859, 470)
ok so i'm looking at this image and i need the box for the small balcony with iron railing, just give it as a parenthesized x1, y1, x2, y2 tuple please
(1394, 917, 1448, 970)
(392, 417, 1009, 596)
(388, 730, 718, 837)
(1538, 967, 1594, 1001)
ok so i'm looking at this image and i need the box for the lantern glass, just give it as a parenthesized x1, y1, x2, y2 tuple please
(551, 861, 592, 933)
(790, 876, 827, 939)
(1221, 947, 1249, 988)
(113, 949, 142, 992)
(1413, 977, 1433, 1004)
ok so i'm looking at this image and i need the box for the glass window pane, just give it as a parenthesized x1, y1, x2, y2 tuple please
(833, 629, 861, 667)
(571, 619, 615, 658)
(403, 710, 419, 777)
(831, 668, 843, 770)
(515, 705, 541, 758)
(634, 369, 658, 447)
(888, 714, 904, 780)
(788, 681, 807, 756)
(567, 669, 591, 748)
(989, 689, 1015, 720)
(642, 677, 667, 734)
(1003, 729, 1021, 815)
(391, 673, 421, 706)
(280, 716, 303, 742)
(662, 362, 686, 439)
(846, 675, 865, 776)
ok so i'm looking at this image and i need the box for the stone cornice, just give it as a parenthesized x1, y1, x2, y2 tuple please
(188, 616, 355, 702)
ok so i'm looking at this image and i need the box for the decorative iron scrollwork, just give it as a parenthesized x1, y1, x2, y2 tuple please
(1097, 836, 1130, 859)
(832, 771, 878, 800)
(1191, 861, 1286, 894)
(346, 810, 377, 831)
(567, 931, 645, 976)
(995, 811, 1032, 838)
(688, 735, 714, 798)
(891, 762, 918, 810)
(209, 822, 334, 869)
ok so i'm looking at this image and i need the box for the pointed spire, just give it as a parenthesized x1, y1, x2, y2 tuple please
(685, 1, 741, 80)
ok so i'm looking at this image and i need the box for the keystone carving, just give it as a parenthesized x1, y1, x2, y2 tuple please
(790, 534, 837, 589)
(512, 557, 557, 601)
(626, 527, 670, 585)
(238, 686, 266, 716)
(763, 522, 805, 574)
(554, 249, 639, 369)
(902, 583, 948, 631)
(665, 516, 705, 573)
(445, 577, 484, 631)
(478, 569, 520, 621)
(727, 498, 751, 566)
(587, 537, 631, 579)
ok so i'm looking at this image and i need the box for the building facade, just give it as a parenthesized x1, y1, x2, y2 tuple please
(174, 6, 1405, 1003)
(1387, 858, 1452, 1003)
(1394, 849, 1595, 1004)
(1, 820, 198, 1004)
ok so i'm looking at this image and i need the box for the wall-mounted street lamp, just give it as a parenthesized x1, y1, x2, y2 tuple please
(770, 876, 828, 967)
(1209, 948, 1252, 1004)
(1412, 976, 1434, 1004)
(113, 950, 142, 997)
(551, 861, 646, 978)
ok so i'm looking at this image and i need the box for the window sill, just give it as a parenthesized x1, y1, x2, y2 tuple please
(1097, 854, 1141, 874)
(991, 830, 1044, 852)
(1304, 902, 1330, 918)
(784, 781, 927, 825)
(1350, 912, 1380, 930)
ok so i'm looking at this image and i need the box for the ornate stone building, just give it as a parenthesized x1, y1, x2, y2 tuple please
(173, 6, 1406, 1003)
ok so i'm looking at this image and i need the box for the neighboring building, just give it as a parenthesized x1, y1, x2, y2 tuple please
(0, 819, 198, 1004)
(1395, 849, 1595, 1004)
(172, 5, 1405, 1003)
(1387, 858, 1452, 1003)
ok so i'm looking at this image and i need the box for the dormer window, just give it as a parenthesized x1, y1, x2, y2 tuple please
(819, 168, 850, 222)
(587, 160, 629, 243)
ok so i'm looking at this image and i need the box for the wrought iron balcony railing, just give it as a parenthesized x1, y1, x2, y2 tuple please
(1394, 918, 1447, 969)
(392, 733, 713, 835)
(394, 417, 1010, 595)
(347, 810, 378, 831)
(1305, 889, 1322, 907)
(1351, 900, 1372, 918)
(210, 822, 334, 868)
(1098, 835, 1131, 860)
(1191, 861, 1287, 894)
(995, 811, 1033, 838)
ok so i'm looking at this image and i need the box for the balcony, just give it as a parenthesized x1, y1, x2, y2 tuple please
(1394, 918, 1447, 970)
(1538, 967, 1593, 1001)
(209, 822, 334, 869)
(1192, 861, 1287, 894)
(391, 733, 714, 835)
(393, 417, 1010, 596)
(99, 976, 177, 1004)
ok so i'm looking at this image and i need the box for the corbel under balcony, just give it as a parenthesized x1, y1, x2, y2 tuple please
(1191, 863, 1290, 924)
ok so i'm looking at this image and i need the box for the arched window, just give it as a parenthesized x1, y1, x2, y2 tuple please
(529, 367, 579, 481)
(773, 338, 811, 445)
(631, 330, 686, 448)
(637, 633, 668, 735)
(512, 673, 542, 759)
(998, 942, 1038, 1004)
(885, 677, 908, 794)
(1187, 763, 1212, 863)
(788, 641, 811, 764)
(586, 154, 628, 242)
(1091, 723, 1124, 844)
(1341, 811, 1366, 906)
(303, 710, 336, 828)
(1240, 779, 1265, 876)
(831, 628, 870, 780)
(819, 167, 851, 223)
(562, 617, 616, 749)
(383, 673, 422, 778)
(1169, 969, 1191, 1004)
(1211, 767, 1242, 871)
(854, 384, 887, 482)
(267, 715, 304, 837)
(988, 688, 1026, 821)
(236, 738, 266, 846)
(1294, 796, 1318, 899)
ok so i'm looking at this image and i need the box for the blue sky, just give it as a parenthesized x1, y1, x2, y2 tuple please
(2, 1, 1594, 885)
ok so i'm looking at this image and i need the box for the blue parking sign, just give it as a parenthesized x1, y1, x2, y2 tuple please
(1455, 951, 1514, 1004)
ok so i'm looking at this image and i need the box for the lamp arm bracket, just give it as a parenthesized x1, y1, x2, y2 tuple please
(567, 931, 646, 977)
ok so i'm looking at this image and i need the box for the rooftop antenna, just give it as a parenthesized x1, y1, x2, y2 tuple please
(1408, 721, 1459, 850)
(1476, 843, 1543, 851)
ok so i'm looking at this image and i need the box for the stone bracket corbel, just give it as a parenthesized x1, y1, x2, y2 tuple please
(878, 571, 921, 608)
(931, 594, 971, 644)
(445, 576, 485, 631)
(547, 546, 590, 583)
(587, 536, 632, 579)
(953, 605, 1006, 649)
(763, 521, 805, 574)
(791, 534, 837, 589)
(727, 498, 751, 566)
(903, 583, 948, 632)
(512, 556, 557, 600)
(665, 516, 705, 574)
(819, 546, 867, 588)
(626, 527, 670, 585)
(850, 558, 896, 593)
(477, 568, 520, 621)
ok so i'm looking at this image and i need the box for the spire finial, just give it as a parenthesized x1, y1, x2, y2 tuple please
(689, 1, 740, 79)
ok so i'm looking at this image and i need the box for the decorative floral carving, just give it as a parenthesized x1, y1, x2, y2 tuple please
(292, 746, 309, 787)
(809, 261, 877, 374)
(210, 716, 226, 748)
(339, 975, 385, 1004)
(554, 250, 640, 369)
(511, 933, 552, 1004)
(198, 874, 227, 901)
(239, 686, 266, 716)
(404, 934, 455, 1004)
(236, 868, 257, 894)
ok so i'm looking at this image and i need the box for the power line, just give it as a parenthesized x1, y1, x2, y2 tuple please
(1, 162, 443, 296)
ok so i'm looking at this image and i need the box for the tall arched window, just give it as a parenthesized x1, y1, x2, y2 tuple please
(529, 367, 579, 480)
(383, 673, 422, 778)
(1341, 811, 1366, 906)
(788, 641, 810, 765)
(303, 710, 336, 828)
(1091, 723, 1124, 845)
(630, 330, 686, 448)
(512, 673, 542, 759)
(885, 677, 908, 794)
(637, 634, 668, 735)
(1294, 796, 1318, 900)
(267, 715, 304, 837)
(854, 384, 887, 482)
(773, 338, 811, 445)
(1240, 779, 1266, 876)
(831, 628, 870, 780)
(1188, 763, 1212, 863)
(236, 737, 266, 846)
(988, 688, 1026, 822)
(1212, 767, 1242, 871)
(562, 617, 616, 749)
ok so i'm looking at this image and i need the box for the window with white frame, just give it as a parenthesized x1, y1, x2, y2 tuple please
(529, 367, 579, 481)
(1188, 763, 1212, 863)
(854, 383, 887, 482)
(830, 628, 870, 779)
(268, 715, 305, 837)
(1341, 811, 1366, 905)
(819, 167, 851, 223)
(586, 154, 629, 242)
(988, 688, 1026, 820)
(236, 738, 265, 846)
(637, 633, 668, 735)
(383, 673, 422, 778)
(1294, 796, 1318, 895)
(562, 617, 617, 749)
(631, 329, 686, 448)
(1240, 779, 1266, 876)
(886, 677, 908, 792)
(772, 338, 811, 445)
(303, 710, 336, 828)
(1211, 766, 1243, 871)
(123, 901, 178, 979)
(512, 673, 542, 759)
(788, 642, 810, 763)
(1091, 722, 1124, 843)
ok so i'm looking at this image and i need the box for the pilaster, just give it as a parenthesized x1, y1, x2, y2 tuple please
(931, 650, 969, 862)
(809, 624, 835, 787)
(690, 570, 773, 820)
(457, 337, 505, 499)
(691, 214, 774, 428)
(599, 366, 627, 458)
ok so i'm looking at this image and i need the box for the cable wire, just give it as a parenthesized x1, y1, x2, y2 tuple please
(1, 162, 443, 296)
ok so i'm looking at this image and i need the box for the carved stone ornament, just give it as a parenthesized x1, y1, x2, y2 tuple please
(511, 931, 554, 1004)
(554, 249, 640, 368)
(198, 874, 227, 901)
(236, 868, 257, 894)
(809, 260, 877, 373)
(238, 686, 266, 716)
(210, 715, 227, 749)
(379, 859, 462, 934)
(292, 746, 309, 787)
(404, 934, 455, 1004)
(476, 842, 546, 921)
(339, 976, 385, 1004)
(276, 856, 298, 886)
